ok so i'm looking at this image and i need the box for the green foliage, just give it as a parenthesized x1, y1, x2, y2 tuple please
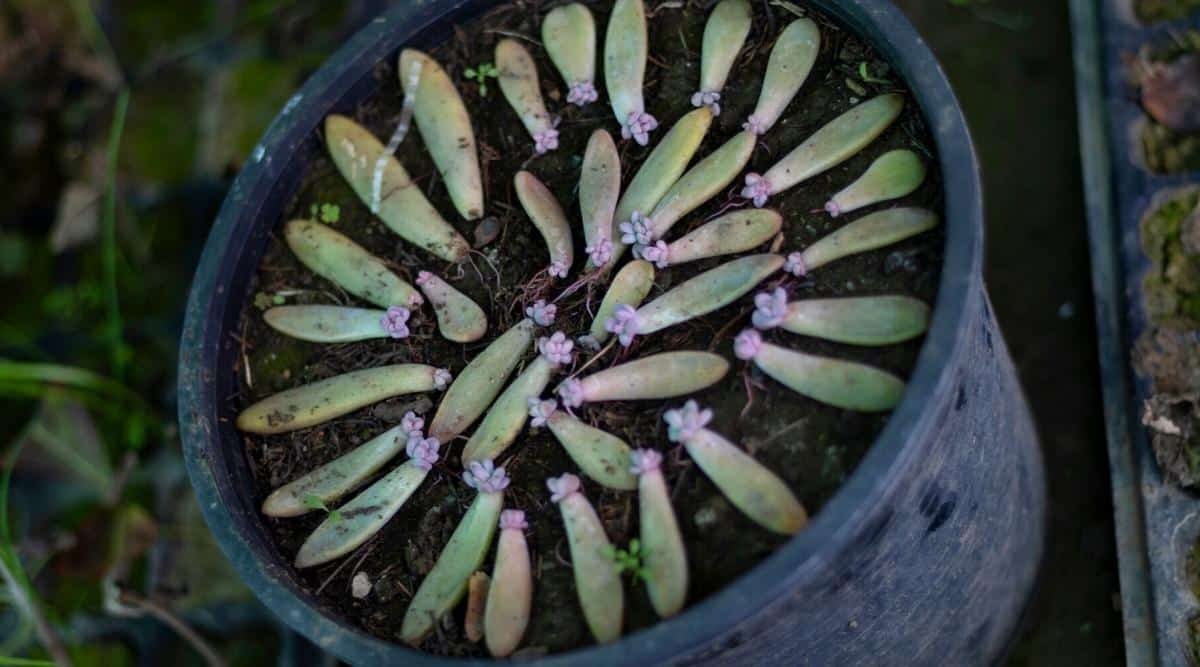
(463, 63, 499, 96)
(301, 494, 342, 523)
(603, 538, 648, 583)
(309, 202, 341, 224)
(253, 291, 286, 311)
(858, 62, 890, 85)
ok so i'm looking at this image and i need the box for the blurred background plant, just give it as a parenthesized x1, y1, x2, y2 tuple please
(0, 0, 1120, 665)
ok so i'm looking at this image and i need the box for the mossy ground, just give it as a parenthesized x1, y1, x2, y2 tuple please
(236, 0, 942, 656)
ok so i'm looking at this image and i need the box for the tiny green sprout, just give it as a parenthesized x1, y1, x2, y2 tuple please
(858, 62, 890, 85)
(254, 291, 285, 310)
(310, 202, 341, 224)
(302, 494, 343, 523)
(465, 62, 500, 96)
(604, 539, 649, 582)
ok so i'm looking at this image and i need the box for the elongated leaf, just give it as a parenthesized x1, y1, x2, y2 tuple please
(401, 491, 504, 644)
(236, 364, 443, 434)
(745, 19, 820, 134)
(799, 207, 938, 273)
(263, 424, 407, 517)
(683, 427, 807, 534)
(580, 129, 621, 267)
(826, 149, 926, 217)
(515, 171, 574, 278)
(588, 259, 655, 344)
(698, 0, 752, 96)
(400, 49, 484, 220)
(783, 295, 929, 345)
(637, 464, 687, 617)
(753, 341, 905, 412)
(542, 3, 597, 93)
(294, 460, 430, 567)
(462, 357, 554, 464)
(559, 491, 623, 642)
(648, 131, 755, 239)
(651, 209, 781, 268)
(284, 219, 421, 309)
(324, 115, 469, 261)
(604, 0, 649, 126)
(263, 305, 388, 343)
(496, 39, 555, 147)
(637, 254, 783, 335)
(547, 412, 636, 490)
(429, 320, 535, 442)
(570, 351, 729, 404)
(484, 523, 531, 657)
(417, 271, 487, 343)
(615, 108, 713, 225)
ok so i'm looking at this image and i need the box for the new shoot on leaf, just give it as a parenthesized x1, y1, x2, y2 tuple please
(734, 328, 905, 411)
(542, 3, 599, 106)
(496, 40, 559, 155)
(665, 401, 808, 534)
(548, 473, 623, 643)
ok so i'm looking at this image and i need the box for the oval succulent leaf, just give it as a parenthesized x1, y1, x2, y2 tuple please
(542, 3, 598, 106)
(559, 351, 728, 407)
(236, 364, 449, 434)
(744, 19, 820, 135)
(778, 295, 930, 346)
(294, 458, 432, 568)
(284, 219, 422, 309)
(648, 130, 755, 240)
(262, 423, 407, 517)
(416, 270, 488, 343)
(549, 475, 624, 643)
(587, 259, 655, 345)
(401, 490, 505, 644)
(399, 49, 485, 220)
(515, 171, 574, 278)
(263, 305, 392, 343)
(695, 0, 752, 115)
(461, 357, 556, 464)
(541, 405, 637, 490)
(615, 254, 784, 344)
(735, 330, 905, 411)
(791, 207, 938, 276)
(485, 511, 532, 657)
(429, 319, 535, 442)
(666, 402, 807, 534)
(605, 0, 657, 145)
(580, 130, 621, 268)
(630, 450, 688, 618)
(324, 115, 469, 261)
(496, 39, 558, 154)
(743, 94, 903, 207)
(826, 149, 927, 217)
(644, 209, 782, 268)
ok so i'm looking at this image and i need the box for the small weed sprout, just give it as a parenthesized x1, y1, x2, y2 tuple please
(464, 62, 500, 96)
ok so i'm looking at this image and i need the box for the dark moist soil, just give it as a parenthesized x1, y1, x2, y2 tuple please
(234, 0, 943, 657)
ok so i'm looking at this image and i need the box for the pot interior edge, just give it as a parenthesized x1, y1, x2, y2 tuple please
(181, 0, 982, 663)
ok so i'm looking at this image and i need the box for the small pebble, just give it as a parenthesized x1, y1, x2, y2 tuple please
(351, 571, 372, 599)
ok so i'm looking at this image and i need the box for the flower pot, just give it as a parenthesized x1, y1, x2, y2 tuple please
(179, 0, 1045, 663)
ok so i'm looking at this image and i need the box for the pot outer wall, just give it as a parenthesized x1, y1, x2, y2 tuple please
(177, 0, 1047, 665)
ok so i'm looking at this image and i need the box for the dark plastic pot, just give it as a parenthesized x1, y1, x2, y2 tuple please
(179, 1, 1046, 664)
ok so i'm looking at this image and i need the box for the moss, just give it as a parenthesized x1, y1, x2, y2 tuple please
(1136, 0, 1200, 22)
(1140, 189, 1200, 327)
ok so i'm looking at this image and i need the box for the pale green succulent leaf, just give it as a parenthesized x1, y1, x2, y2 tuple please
(547, 413, 637, 490)
(263, 305, 389, 343)
(604, 0, 649, 124)
(294, 460, 430, 568)
(827, 149, 927, 217)
(560, 493, 624, 643)
(748, 18, 820, 134)
(542, 3, 596, 88)
(649, 130, 755, 239)
(401, 491, 504, 644)
(496, 39, 554, 139)
(783, 295, 930, 346)
(484, 528, 532, 657)
(638, 469, 688, 617)
(589, 260, 655, 343)
(580, 130, 621, 263)
(638, 254, 784, 335)
(801, 207, 938, 273)
(575, 351, 729, 403)
(284, 219, 421, 309)
(660, 209, 782, 267)
(699, 0, 753, 94)
(462, 357, 554, 464)
(429, 320, 535, 442)
(684, 428, 807, 534)
(324, 115, 469, 262)
(515, 171, 574, 277)
(417, 271, 488, 343)
(753, 342, 905, 412)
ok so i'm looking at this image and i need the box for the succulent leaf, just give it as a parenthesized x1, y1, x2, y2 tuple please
(605, 0, 656, 145)
(428, 320, 535, 442)
(777, 295, 930, 345)
(262, 423, 408, 517)
(588, 259, 655, 345)
(542, 3, 598, 106)
(294, 457, 433, 568)
(790, 207, 939, 276)
(614, 108, 713, 230)
(743, 19, 820, 135)
(646, 209, 781, 268)
(630, 449, 688, 617)
(734, 330, 905, 411)
(263, 305, 393, 343)
(284, 219, 422, 309)
(826, 149, 926, 217)
(695, 0, 752, 115)
(557, 351, 728, 407)
(415, 270, 488, 343)
(324, 115, 470, 261)
(548, 474, 624, 643)
(665, 402, 807, 534)
(237, 364, 448, 434)
(462, 333, 573, 463)
(614, 254, 783, 344)
(647, 130, 755, 240)
(496, 40, 558, 154)
(485, 511, 532, 657)
(536, 402, 637, 490)
(401, 489, 505, 644)
(580, 130, 621, 268)
(514, 171, 575, 278)
(399, 49, 485, 220)
(744, 94, 903, 207)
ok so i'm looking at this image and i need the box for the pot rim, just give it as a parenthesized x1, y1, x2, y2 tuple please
(179, 0, 982, 663)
